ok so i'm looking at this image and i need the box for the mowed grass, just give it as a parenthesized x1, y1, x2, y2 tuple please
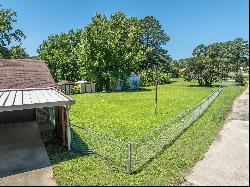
(70, 79, 216, 141)
(42, 80, 247, 186)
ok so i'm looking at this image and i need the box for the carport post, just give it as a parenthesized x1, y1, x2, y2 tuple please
(66, 105, 71, 151)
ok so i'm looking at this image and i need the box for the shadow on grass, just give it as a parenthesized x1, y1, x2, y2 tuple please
(97, 87, 153, 94)
(188, 84, 230, 88)
(41, 108, 206, 174)
(168, 79, 179, 84)
(41, 129, 93, 166)
(188, 84, 221, 88)
(70, 129, 94, 155)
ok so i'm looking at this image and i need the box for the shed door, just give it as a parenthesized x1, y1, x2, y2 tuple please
(0, 109, 36, 123)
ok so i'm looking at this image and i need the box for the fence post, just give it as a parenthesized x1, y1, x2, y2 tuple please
(126, 143, 132, 174)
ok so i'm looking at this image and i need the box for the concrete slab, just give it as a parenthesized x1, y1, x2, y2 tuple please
(184, 86, 249, 186)
(0, 121, 56, 186)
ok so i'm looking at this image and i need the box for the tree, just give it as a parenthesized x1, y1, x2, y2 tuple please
(78, 12, 145, 91)
(224, 38, 249, 74)
(0, 7, 27, 59)
(138, 16, 170, 72)
(184, 56, 221, 86)
(170, 58, 189, 78)
(0, 8, 25, 46)
(138, 16, 170, 114)
(9, 45, 29, 59)
(184, 39, 249, 86)
(184, 43, 228, 86)
(38, 12, 172, 94)
(38, 29, 84, 82)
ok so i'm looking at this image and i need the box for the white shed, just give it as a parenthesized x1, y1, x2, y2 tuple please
(76, 81, 96, 93)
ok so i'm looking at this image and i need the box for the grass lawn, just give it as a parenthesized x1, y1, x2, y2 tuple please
(70, 78, 216, 141)
(42, 79, 246, 186)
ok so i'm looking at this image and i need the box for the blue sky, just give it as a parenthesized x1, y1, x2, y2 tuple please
(1, 0, 249, 60)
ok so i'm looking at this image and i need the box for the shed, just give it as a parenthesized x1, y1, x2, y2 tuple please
(56, 80, 75, 95)
(76, 80, 96, 93)
(0, 59, 75, 150)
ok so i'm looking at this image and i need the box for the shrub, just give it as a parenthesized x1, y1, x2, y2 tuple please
(235, 73, 246, 86)
(73, 85, 80, 94)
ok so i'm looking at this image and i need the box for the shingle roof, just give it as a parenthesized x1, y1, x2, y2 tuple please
(0, 59, 55, 89)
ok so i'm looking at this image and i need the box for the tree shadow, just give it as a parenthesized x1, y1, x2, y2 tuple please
(168, 79, 179, 84)
(109, 87, 154, 93)
(188, 84, 227, 88)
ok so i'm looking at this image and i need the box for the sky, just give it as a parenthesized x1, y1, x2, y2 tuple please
(1, 0, 249, 60)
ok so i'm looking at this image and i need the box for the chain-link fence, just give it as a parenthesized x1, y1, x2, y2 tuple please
(70, 86, 222, 174)
(70, 124, 129, 171)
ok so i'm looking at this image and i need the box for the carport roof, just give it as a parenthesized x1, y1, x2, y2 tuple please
(0, 87, 75, 112)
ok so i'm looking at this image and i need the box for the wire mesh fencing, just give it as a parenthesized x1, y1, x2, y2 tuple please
(70, 86, 222, 174)
(70, 124, 129, 171)
(130, 86, 222, 172)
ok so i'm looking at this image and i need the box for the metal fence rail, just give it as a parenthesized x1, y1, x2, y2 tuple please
(70, 86, 222, 174)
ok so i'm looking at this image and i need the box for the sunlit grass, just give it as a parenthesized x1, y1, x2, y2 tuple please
(42, 79, 246, 186)
(70, 78, 216, 141)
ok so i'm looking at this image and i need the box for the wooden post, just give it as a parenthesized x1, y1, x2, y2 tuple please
(61, 107, 66, 146)
(66, 105, 71, 151)
(154, 64, 158, 114)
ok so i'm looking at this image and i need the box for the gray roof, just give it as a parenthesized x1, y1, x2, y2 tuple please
(0, 87, 75, 112)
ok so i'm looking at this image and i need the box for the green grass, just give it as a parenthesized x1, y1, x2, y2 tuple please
(42, 79, 246, 186)
(70, 79, 216, 141)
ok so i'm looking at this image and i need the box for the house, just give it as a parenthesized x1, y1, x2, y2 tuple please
(56, 80, 75, 95)
(0, 59, 75, 150)
(109, 73, 140, 91)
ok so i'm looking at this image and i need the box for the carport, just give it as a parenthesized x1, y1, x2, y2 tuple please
(0, 87, 75, 150)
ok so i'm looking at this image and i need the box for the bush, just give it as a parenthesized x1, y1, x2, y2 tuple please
(235, 73, 247, 86)
(73, 85, 80, 94)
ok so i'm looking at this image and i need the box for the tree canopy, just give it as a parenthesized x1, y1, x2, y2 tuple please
(77, 12, 145, 90)
(184, 38, 249, 86)
(38, 29, 83, 82)
(38, 12, 171, 90)
(0, 7, 28, 59)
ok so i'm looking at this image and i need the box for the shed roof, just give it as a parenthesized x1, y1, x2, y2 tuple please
(56, 80, 75, 86)
(0, 59, 55, 89)
(0, 87, 75, 112)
